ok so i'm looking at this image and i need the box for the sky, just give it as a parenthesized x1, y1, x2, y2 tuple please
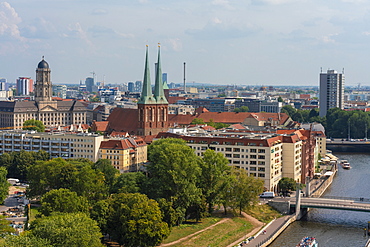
(1, 0, 370, 86)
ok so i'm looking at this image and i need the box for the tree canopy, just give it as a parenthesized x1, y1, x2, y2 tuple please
(27, 158, 108, 201)
(29, 213, 103, 247)
(39, 188, 89, 216)
(278, 177, 296, 195)
(23, 119, 45, 132)
(0, 167, 9, 203)
(107, 193, 170, 247)
(145, 138, 202, 225)
(234, 106, 249, 112)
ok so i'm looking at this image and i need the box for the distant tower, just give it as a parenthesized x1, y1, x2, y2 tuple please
(35, 57, 52, 102)
(34, 57, 57, 110)
(319, 69, 344, 117)
(137, 45, 168, 136)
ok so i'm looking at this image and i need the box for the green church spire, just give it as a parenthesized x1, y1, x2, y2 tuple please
(138, 45, 156, 104)
(154, 44, 168, 104)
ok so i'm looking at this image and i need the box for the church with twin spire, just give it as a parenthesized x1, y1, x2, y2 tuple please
(106, 45, 169, 136)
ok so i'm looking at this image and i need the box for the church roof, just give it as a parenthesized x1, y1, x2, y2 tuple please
(107, 108, 139, 133)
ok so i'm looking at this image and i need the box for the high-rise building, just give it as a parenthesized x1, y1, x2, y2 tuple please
(135, 80, 142, 92)
(0, 78, 7, 91)
(319, 69, 344, 117)
(16, 77, 34, 96)
(85, 77, 94, 92)
(128, 82, 134, 92)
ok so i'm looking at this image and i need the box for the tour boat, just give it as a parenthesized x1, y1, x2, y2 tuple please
(340, 160, 351, 169)
(296, 236, 318, 247)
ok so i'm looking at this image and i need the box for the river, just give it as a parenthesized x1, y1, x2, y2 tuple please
(269, 153, 370, 247)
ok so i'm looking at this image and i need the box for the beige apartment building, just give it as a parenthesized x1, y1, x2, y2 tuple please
(0, 131, 104, 162)
(99, 137, 147, 173)
(281, 135, 302, 182)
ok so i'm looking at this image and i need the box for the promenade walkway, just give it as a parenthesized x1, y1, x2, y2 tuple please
(233, 215, 292, 247)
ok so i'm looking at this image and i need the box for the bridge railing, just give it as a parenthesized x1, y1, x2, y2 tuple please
(310, 195, 370, 202)
(292, 202, 370, 211)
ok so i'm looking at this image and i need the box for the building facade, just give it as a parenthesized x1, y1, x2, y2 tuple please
(99, 137, 147, 173)
(319, 69, 344, 117)
(0, 58, 87, 129)
(0, 131, 104, 162)
(16, 77, 33, 96)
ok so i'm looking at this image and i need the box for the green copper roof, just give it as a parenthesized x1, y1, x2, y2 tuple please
(154, 45, 168, 104)
(163, 80, 169, 90)
(138, 46, 156, 105)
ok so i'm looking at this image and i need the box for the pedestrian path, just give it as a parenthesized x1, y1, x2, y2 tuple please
(234, 215, 292, 247)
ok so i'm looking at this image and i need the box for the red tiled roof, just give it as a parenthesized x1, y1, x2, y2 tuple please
(168, 96, 186, 104)
(201, 126, 216, 131)
(92, 121, 109, 132)
(107, 108, 139, 134)
(194, 107, 209, 114)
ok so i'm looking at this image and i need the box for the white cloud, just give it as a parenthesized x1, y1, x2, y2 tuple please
(320, 33, 338, 43)
(211, 0, 233, 9)
(0, 2, 23, 40)
(90, 9, 108, 15)
(211, 17, 222, 24)
(252, 0, 302, 5)
(168, 38, 183, 51)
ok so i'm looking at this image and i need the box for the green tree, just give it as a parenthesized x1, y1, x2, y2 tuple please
(112, 172, 146, 194)
(93, 159, 119, 192)
(280, 105, 296, 118)
(229, 168, 264, 215)
(278, 177, 296, 196)
(23, 119, 45, 132)
(35, 150, 50, 161)
(191, 118, 205, 125)
(2, 234, 51, 247)
(0, 215, 15, 237)
(29, 212, 103, 247)
(277, 96, 284, 102)
(234, 106, 249, 113)
(107, 193, 170, 247)
(145, 138, 202, 225)
(292, 111, 304, 123)
(8, 150, 36, 180)
(27, 158, 108, 201)
(90, 199, 110, 233)
(308, 108, 319, 120)
(39, 188, 89, 216)
(198, 149, 231, 213)
(0, 167, 9, 203)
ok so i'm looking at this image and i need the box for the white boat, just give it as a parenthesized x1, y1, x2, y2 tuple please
(339, 160, 351, 169)
(296, 236, 318, 247)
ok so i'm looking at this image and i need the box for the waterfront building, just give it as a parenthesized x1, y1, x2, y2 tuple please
(16, 77, 33, 96)
(319, 69, 344, 117)
(0, 58, 87, 129)
(157, 132, 284, 192)
(98, 137, 147, 173)
(0, 131, 104, 162)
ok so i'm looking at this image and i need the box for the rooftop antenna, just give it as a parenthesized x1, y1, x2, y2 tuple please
(342, 68, 345, 74)
(183, 62, 186, 94)
(320, 67, 322, 73)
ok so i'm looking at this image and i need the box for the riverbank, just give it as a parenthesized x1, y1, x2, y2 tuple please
(243, 168, 338, 247)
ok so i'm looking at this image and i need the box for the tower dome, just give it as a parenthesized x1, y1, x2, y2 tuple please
(37, 56, 49, 69)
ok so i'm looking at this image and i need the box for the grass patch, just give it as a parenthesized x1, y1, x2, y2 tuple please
(245, 204, 282, 223)
(170, 216, 253, 247)
(162, 214, 224, 244)
(29, 207, 40, 222)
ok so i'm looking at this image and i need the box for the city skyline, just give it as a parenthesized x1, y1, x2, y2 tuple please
(1, 0, 370, 86)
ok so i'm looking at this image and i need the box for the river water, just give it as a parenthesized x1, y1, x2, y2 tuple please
(269, 153, 370, 247)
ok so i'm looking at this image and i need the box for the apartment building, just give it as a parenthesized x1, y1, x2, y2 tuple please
(0, 131, 104, 162)
(99, 137, 147, 173)
(157, 132, 285, 192)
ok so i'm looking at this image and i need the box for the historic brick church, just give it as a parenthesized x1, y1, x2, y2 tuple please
(106, 46, 169, 136)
